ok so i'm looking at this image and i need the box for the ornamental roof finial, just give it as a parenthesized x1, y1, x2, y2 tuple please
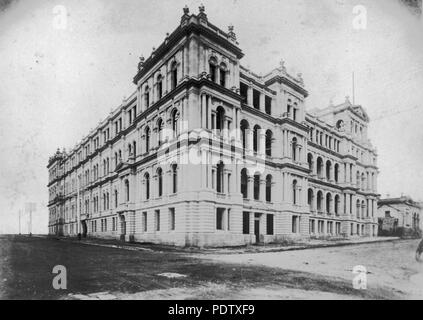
(279, 59, 286, 72)
(297, 73, 304, 84)
(199, 4, 205, 14)
(138, 55, 145, 71)
(183, 5, 189, 15)
(228, 24, 237, 40)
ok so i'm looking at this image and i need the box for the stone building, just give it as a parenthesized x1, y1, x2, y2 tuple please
(47, 6, 379, 247)
(377, 196, 422, 235)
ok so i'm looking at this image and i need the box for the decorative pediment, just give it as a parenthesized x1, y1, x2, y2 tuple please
(352, 105, 369, 121)
(115, 161, 129, 173)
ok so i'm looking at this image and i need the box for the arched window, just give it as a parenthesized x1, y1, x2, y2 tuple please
(114, 189, 118, 208)
(133, 141, 137, 157)
(292, 180, 298, 205)
(254, 174, 261, 200)
(361, 173, 366, 191)
(157, 74, 163, 100)
(292, 137, 298, 161)
(172, 109, 180, 138)
(125, 180, 130, 203)
(326, 193, 332, 214)
(171, 61, 178, 90)
(220, 63, 227, 87)
(361, 200, 366, 219)
(157, 119, 164, 146)
(157, 168, 163, 197)
(334, 164, 339, 183)
(209, 57, 217, 83)
(172, 164, 178, 194)
(253, 125, 261, 153)
(266, 175, 272, 203)
(128, 144, 132, 157)
(145, 173, 150, 200)
(326, 160, 332, 180)
(335, 195, 340, 216)
(356, 172, 361, 189)
(216, 106, 225, 131)
(356, 200, 361, 219)
(265, 130, 273, 157)
(216, 162, 224, 193)
(145, 127, 151, 152)
(308, 189, 314, 211)
(240, 120, 249, 151)
(144, 85, 150, 108)
(317, 157, 323, 178)
(317, 191, 323, 212)
(241, 168, 248, 199)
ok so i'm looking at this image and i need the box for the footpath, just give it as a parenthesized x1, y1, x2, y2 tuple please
(50, 235, 401, 255)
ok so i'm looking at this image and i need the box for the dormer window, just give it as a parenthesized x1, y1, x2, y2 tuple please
(220, 63, 227, 87)
(171, 61, 178, 90)
(144, 85, 150, 108)
(157, 75, 163, 100)
(209, 57, 217, 83)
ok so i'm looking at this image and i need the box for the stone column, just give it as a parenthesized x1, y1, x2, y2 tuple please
(247, 176, 254, 200)
(259, 131, 266, 156)
(247, 85, 253, 106)
(259, 179, 266, 202)
(201, 94, 207, 128)
(207, 96, 212, 130)
(259, 91, 265, 112)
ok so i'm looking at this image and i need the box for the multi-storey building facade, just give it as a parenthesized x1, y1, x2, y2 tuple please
(377, 196, 422, 234)
(48, 6, 379, 247)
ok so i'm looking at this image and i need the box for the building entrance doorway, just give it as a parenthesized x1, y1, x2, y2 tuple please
(254, 213, 262, 244)
(120, 215, 126, 241)
(81, 221, 87, 238)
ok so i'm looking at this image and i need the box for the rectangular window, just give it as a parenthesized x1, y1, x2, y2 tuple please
(240, 82, 248, 102)
(266, 214, 274, 235)
(385, 211, 391, 218)
(143, 212, 147, 232)
(169, 208, 175, 231)
(253, 89, 260, 109)
(216, 208, 224, 230)
(155, 210, 160, 232)
(227, 209, 231, 231)
(243, 212, 250, 235)
(310, 219, 315, 234)
(265, 96, 272, 115)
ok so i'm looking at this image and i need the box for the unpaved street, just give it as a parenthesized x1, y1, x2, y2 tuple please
(0, 235, 419, 300)
(200, 239, 423, 299)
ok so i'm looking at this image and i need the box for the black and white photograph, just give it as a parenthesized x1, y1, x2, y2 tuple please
(0, 0, 423, 306)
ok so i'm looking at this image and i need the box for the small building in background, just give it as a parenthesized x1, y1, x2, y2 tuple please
(377, 196, 422, 237)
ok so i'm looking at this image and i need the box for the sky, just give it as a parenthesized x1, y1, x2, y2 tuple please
(0, 0, 422, 234)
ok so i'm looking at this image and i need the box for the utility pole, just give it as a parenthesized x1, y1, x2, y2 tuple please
(25, 203, 36, 237)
